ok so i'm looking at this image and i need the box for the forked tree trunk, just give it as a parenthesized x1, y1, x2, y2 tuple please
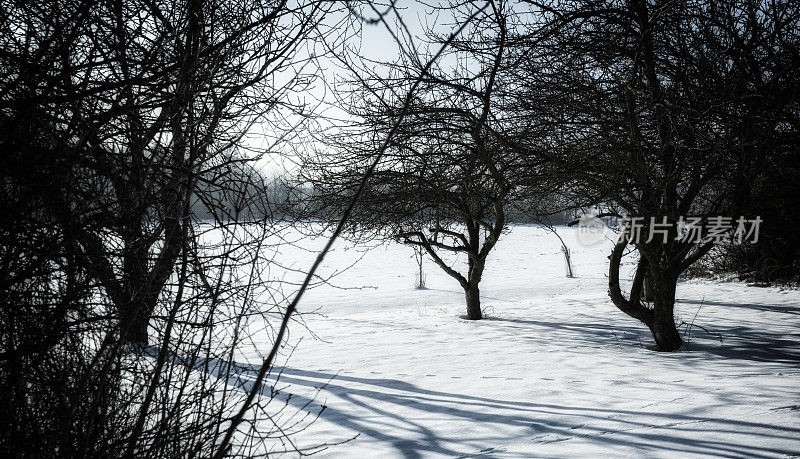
(117, 213, 184, 346)
(608, 238, 681, 351)
(465, 281, 481, 320)
(609, 235, 711, 351)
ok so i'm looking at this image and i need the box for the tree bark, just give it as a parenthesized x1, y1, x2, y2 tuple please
(463, 220, 486, 320)
(123, 306, 150, 345)
(608, 238, 653, 325)
(649, 269, 682, 351)
(643, 265, 654, 302)
(465, 281, 481, 320)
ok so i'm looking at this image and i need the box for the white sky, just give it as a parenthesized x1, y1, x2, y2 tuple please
(247, 1, 461, 176)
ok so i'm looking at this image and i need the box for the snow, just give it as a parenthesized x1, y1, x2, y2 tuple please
(250, 225, 800, 457)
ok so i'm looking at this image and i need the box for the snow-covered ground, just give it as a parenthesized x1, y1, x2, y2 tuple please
(252, 225, 800, 457)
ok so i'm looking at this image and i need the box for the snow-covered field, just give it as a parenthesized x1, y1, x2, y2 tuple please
(255, 225, 800, 457)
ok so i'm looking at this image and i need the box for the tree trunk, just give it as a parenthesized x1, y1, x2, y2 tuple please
(562, 245, 574, 278)
(643, 265, 654, 302)
(123, 304, 150, 345)
(465, 282, 481, 320)
(464, 225, 485, 320)
(649, 270, 682, 351)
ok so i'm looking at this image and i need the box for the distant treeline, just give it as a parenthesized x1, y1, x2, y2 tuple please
(191, 164, 578, 225)
(189, 163, 307, 222)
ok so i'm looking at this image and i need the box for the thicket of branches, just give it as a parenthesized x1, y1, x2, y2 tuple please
(0, 0, 343, 456)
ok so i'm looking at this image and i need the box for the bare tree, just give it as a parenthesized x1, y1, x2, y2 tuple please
(302, 0, 538, 320)
(514, 0, 800, 350)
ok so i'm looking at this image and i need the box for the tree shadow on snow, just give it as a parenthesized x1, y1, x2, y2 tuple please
(167, 342, 798, 459)
(484, 296, 800, 364)
(213, 364, 800, 458)
(676, 298, 800, 363)
(154, 296, 800, 457)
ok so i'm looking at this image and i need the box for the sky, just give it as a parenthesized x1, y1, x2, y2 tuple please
(248, 1, 463, 176)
